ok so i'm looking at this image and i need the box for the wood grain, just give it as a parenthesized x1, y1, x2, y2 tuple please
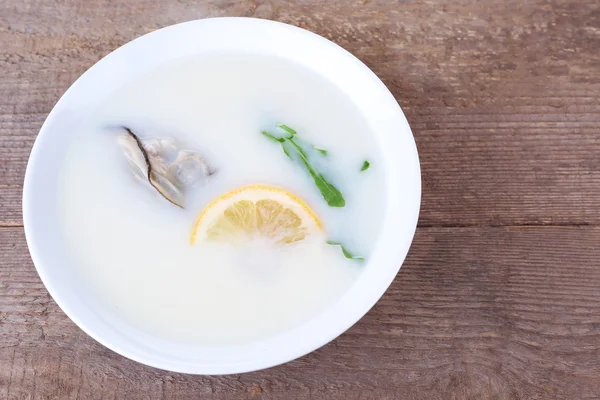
(2, 226, 600, 399)
(2, 0, 600, 226)
(2, 0, 600, 398)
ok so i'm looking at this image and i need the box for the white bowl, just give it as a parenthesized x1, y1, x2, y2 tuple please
(23, 17, 421, 374)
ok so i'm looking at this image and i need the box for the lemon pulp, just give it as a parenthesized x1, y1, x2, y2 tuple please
(190, 185, 322, 244)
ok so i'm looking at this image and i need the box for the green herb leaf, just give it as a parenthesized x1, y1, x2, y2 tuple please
(262, 125, 345, 207)
(312, 172, 345, 207)
(314, 147, 328, 156)
(282, 142, 294, 159)
(276, 124, 297, 138)
(326, 241, 365, 261)
(261, 131, 285, 143)
(360, 160, 370, 171)
(288, 137, 345, 207)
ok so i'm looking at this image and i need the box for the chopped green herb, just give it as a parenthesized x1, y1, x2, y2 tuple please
(326, 241, 365, 261)
(261, 131, 285, 143)
(314, 147, 328, 156)
(360, 160, 370, 171)
(276, 124, 297, 137)
(282, 143, 293, 159)
(261, 125, 345, 207)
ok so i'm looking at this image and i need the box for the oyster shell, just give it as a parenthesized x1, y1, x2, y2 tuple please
(116, 127, 211, 208)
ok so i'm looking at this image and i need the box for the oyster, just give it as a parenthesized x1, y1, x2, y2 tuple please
(168, 150, 213, 186)
(117, 127, 212, 208)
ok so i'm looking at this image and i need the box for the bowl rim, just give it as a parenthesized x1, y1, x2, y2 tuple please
(23, 17, 421, 374)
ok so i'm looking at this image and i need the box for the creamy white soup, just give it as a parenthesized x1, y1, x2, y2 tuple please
(59, 52, 386, 345)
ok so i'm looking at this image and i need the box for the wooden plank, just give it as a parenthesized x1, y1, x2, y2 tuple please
(1, 0, 600, 226)
(2, 226, 600, 399)
(3, 0, 600, 399)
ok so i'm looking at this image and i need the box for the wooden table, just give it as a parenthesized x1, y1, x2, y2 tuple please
(2, 1, 600, 398)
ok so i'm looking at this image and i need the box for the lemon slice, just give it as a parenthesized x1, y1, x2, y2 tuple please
(190, 185, 322, 245)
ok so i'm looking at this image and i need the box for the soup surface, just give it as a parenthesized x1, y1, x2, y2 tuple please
(60, 52, 386, 345)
